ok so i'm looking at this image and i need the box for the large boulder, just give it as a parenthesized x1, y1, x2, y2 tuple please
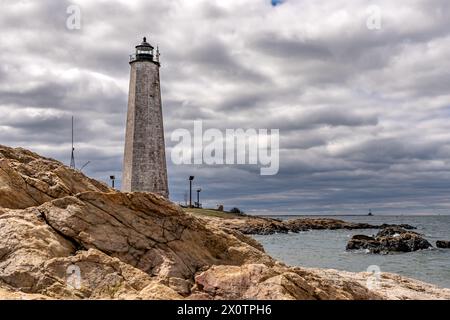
(191, 264, 379, 300)
(346, 235, 380, 251)
(0, 144, 112, 209)
(376, 226, 421, 238)
(379, 224, 416, 230)
(0, 191, 271, 298)
(347, 227, 432, 254)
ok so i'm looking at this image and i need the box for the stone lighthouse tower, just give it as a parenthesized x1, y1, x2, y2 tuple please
(122, 37, 169, 198)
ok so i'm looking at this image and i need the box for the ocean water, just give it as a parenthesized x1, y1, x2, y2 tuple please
(252, 215, 450, 288)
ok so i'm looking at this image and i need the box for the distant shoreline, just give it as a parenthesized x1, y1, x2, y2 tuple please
(254, 214, 449, 217)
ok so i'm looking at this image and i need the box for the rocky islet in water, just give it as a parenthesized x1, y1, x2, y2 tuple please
(346, 227, 433, 254)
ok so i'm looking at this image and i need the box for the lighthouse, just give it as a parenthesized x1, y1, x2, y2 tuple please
(122, 37, 169, 198)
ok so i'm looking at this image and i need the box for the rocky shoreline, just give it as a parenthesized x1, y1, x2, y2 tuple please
(1, 144, 450, 300)
(191, 212, 416, 236)
(190, 213, 439, 255)
(193, 212, 450, 255)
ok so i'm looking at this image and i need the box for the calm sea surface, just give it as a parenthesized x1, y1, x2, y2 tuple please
(252, 215, 450, 288)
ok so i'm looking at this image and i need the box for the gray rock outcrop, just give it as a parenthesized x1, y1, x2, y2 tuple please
(1, 145, 449, 300)
(347, 227, 433, 254)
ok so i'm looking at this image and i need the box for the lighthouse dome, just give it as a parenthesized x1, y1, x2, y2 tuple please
(130, 37, 155, 62)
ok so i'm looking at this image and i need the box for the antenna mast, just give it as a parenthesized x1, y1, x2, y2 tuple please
(70, 116, 76, 169)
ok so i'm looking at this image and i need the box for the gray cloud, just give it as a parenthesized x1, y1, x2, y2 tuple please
(1, 0, 450, 215)
(252, 32, 333, 61)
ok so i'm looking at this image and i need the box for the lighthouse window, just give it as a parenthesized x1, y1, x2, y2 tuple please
(137, 49, 152, 55)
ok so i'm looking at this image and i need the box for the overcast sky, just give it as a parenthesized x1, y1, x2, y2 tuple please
(1, 0, 449, 215)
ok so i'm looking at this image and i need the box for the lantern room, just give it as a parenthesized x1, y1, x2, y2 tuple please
(130, 37, 156, 63)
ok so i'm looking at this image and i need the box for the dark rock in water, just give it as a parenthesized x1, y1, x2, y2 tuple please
(346, 235, 380, 252)
(236, 219, 290, 235)
(379, 223, 416, 230)
(436, 240, 450, 248)
(347, 227, 432, 254)
(284, 218, 379, 232)
(209, 215, 418, 236)
(377, 233, 432, 253)
(283, 219, 417, 234)
(352, 234, 376, 241)
(376, 226, 421, 238)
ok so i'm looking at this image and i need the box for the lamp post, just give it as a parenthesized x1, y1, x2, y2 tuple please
(110, 175, 116, 189)
(189, 176, 195, 208)
(196, 188, 202, 208)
